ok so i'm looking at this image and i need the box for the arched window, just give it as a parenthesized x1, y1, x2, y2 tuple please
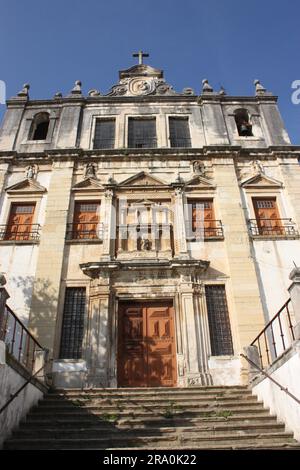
(29, 112, 50, 140)
(234, 108, 253, 137)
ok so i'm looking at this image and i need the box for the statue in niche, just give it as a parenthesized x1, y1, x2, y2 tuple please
(252, 159, 264, 174)
(193, 161, 205, 176)
(85, 163, 97, 178)
(26, 165, 37, 179)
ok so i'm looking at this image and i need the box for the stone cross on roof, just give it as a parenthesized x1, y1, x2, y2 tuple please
(132, 50, 149, 65)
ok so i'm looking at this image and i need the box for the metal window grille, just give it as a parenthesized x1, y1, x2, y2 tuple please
(59, 287, 86, 359)
(205, 285, 234, 356)
(75, 202, 99, 213)
(256, 200, 276, 209)
(169, 117, 191, 148)
(93, 119, 115, 149)
(13, 204, 35, 214)
(128, 118, 157, 148)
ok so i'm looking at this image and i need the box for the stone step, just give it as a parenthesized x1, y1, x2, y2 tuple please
(27, 405, 271, 419)
(4, 432, 296, 450)
(13, 422, 287, 439)
(34, 399, 264, 411)
(42, 394, 255, 405)
(50, 386, 249, 397)
(20, 415, 281, 429)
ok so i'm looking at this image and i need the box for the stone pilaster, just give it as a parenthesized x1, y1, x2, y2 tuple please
(85, 275, 111, 387)
(288, 267, 300, 340)
(101, 187, 115, 261)
(173, 186, 189, 259)
(0, 162, 9, 196)
(28, 160, 74, 351)
(214, 158, 265, 382)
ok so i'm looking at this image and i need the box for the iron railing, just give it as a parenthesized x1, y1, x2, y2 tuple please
(248, 218, 299, 237)
(66, 222, 104, 240)
(0, 224, 41, 241)
(240, 353, 300, 406)
(117, 223, 173, 253)
(170, 137, 192, 148)
(128, 138, 158, 149)
(0, 305, 46, 374)
(251, 299, 295, 369)
(187, 220, 224, 241)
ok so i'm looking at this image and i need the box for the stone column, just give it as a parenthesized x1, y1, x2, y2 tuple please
(173, 186, 189, 259)
(0, 162, 9, 196)
(180, 278, 206, 385)
(85, 275, 111, 387)
(28, 160, 74, 351)
(288, 267, 300, 340)
(101, 187, 115, 261)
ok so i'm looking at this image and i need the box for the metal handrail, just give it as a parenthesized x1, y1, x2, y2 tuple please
(0, 305, 45, 373)
(241, 353, 300, 406)
(0, 352, 51, 415)
(250, 299, 295, 368)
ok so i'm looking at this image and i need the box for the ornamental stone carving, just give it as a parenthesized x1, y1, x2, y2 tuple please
(128, 78, 155, 96)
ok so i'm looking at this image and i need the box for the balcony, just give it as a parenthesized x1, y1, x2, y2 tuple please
(0, 224, 41, 242)
(66, 222, 104, 241)
(248, 218, 299, 239)
(186, 220, 224, 241)
(116, 223, 173, 258)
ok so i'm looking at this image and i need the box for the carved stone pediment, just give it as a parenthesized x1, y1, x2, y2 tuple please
(72, 177, 103, 191)
(106, 64, 191, 97)
(5, 178, 47, 194)
(118, 172, 168, 187)
(240, 173, 283, 188)
(185, 175, 216, 189)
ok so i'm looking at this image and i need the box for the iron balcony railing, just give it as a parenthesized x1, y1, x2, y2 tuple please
(66, 222, 104, 240)
(248, 218, 299, 237)
(0, 305, 46, 374)
(186, 220, 224, 241)
(93, 138, 115, 149)
(170, 137, 192, 148)
(128, 138, 158, 149)
(0, 224, 41, 241)
(251, 299, 296, 369)
(117, 223, 173, 253)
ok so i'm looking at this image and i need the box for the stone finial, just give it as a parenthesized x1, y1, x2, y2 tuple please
(202, 79, 213, 93)
(219, 86, 226, 96)
(17, 83, 30, 98)
(53, 92, 63, 99)
(71, 80, 82, 95)
(88, 89, 101, 97)
(254, 79, 266, 95)
(107, 174, 115, 184)
(182, 87, 195, 96)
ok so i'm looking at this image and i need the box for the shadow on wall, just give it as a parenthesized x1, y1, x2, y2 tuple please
(9, 276, 58, 349)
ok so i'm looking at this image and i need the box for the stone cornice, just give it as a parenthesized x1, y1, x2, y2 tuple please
(5, 94, 279, 108)
(0, 145, 299, 164)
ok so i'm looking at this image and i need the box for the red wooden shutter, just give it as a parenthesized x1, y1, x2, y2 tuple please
(6, 203, 35, 240)
(191, 200, 215, 237)
(253, 198, 282, 235)
(73, 202, 99, 239)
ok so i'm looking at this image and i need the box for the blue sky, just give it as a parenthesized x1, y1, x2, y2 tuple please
(1, 0, 300, 143)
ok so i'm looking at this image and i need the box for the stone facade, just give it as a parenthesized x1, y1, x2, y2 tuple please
(0, 62, 300, 388)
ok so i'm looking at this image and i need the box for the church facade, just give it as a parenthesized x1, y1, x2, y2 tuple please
(0, 57, 300, 388)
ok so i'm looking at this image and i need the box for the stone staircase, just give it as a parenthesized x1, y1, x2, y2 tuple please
(4, 386, 300, 450)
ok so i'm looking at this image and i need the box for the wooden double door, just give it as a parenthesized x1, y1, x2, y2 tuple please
(118, 301, 177, 387)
